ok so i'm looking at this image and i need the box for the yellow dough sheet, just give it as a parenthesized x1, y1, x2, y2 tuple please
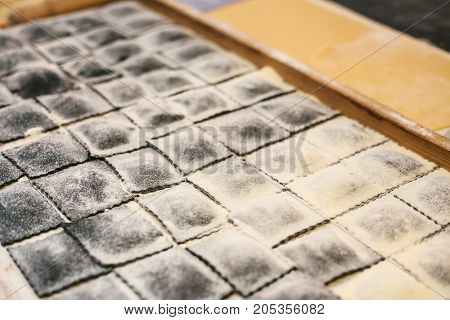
(209, 0, 450, 131)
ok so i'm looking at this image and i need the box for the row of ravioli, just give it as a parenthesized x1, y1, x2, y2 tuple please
(3, 134, 448, 299)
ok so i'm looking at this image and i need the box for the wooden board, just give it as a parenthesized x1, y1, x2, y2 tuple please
(2, 0, 448, 170)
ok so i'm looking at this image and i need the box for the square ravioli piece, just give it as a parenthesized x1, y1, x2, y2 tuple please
(121, 99, 189, 138)
(303, 116, 386, 159)
(79, 26, 127, 49)
(0, 83, 15, 107)
(343, 141, 435, 190)
(288, 163, 384, 218)
(34, 161, 131, 220)
(94, 39, 144, 65)
(137, 26, 193, 51)
(116, 12, 168, 36)
(65, 203, 172, 265)
(153, 126, 231, 174)
(0, 33, 22, 51)
(278, 224, 381, 283)
(164, 39, 220, 65)
(117, 54, 174, 77)
(199, 109, 289, 155)
(253, 92, 339, 132)
(167, 86, 239, 122)
(69, 112, 144, 157)
(218, 67, 294, 106)
(139, 182, 227, 243)
(189, 228, 292, 296)
(9, 231, 106, 297)
(13, 19, 71, 44)
(94, 77, 154, 108)
(100, 1, 147, 20)
(231, 193, 324, 247)
(0, 181, 63, 245)
(189, 157, 281, 211)
(37, 37, 89, 63)
(0, 100, 56, 143)
(51, 273, 137, 300)
(329, 261, 442, 300)
(189, 52, 255, 83)
(0, 154, 22, 187)
(63, 11, 106, 33)
(0, 47, 45, 76)
(4, 130, 88, 177)
(140, 69, 204, 97)
(38, 88, 113, 124)
(250, 271, 339, 300)
(63, 58, 118, 84)
(4, 67, 75, 99)
(117, 248, 232, 299)
(394, 230, 450, 298)
(107, 148, 183, 192)
(394, 169, 450, 225)
(335, 195, 440, 256)
(246, 134, 339, 183)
